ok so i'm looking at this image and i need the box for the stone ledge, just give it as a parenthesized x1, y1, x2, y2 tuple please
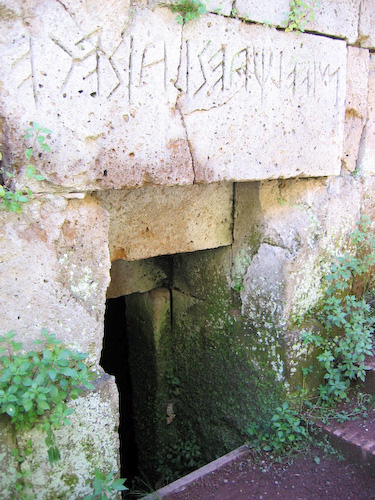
(142, 445, 249, 499)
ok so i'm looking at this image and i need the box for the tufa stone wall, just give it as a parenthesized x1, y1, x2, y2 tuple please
(0, 0, 375, 497)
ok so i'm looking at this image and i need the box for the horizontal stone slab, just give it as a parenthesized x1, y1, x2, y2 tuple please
(95, 182, 233, 261)
(0, 2, 346, 190)
(235, 0, 360, 44)
(181, 16, 347, 182)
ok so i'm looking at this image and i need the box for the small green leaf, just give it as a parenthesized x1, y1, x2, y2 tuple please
(25, 148, 33, 161)
(5, 404, 16, 416)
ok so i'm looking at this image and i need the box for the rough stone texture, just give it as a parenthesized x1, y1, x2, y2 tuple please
(359, 0, 375, 49)
(358, 54, 375, 175)
(0, 2, 193, 191)
(95, 183, 233, 261)
(171, 247, 284, 464)
(231, 182, 263, 285)
(233, 176, 365, 382)
(305, 0, 360, 43)
(234, 0, 290, 26)
(0, 2, 348, 191)
(107, 257, 171, 298)
(16, 376, 120, 500)
(342, 47, 369, 174)
(235, 0, 360, 43)
(181, 17, 347, 182)
(125, 288, 171, 482)
(0, 416, 17, 500)
(160, 0, 232, 17)
(248, 178, 362, 318)
(0, 195, 111, 364)
(241, 243, 292, 330)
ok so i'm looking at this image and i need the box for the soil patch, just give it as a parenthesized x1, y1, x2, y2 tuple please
(164, 446, 375, 500)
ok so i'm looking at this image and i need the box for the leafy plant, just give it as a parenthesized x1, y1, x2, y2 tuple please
(170, 0, 207, 24)
(0, 122, 50, 213)
(301, 215, 375, 402)
(158, 437, 202, 483)
(83, 468, 128, 500)
(0, 329, 97, 498)
(247, 401, 309, 454)
(284, 0, 320, 32)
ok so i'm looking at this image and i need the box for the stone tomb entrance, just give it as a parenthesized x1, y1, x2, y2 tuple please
(101, 249, 284, 490)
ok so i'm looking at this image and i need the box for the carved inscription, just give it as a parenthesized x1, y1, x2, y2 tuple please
(7, 27, 343, 109)
(178, 42, 342, 106)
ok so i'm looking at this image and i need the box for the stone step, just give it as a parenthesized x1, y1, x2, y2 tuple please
(312, 398, 375, 475)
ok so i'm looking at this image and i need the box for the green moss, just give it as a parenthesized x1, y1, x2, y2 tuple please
(156, 248, 285, 481)
(125, 247, 287, 485)
(61, 473, 79, 488)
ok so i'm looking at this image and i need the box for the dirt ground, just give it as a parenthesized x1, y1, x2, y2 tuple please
(163, 446, 375, 500)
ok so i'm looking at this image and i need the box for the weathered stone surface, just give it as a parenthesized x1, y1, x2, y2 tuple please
(305, 0, 359, 43)
(342, 47, 369, 173)
(0, 2, 193, 191)
(17, 376, 119, 500)
(241, 242, 292, 330)
(107, 256, 171, 298)
(125, 288, 171, 481)
(95, 183, 233, 261)
(0, 416, 17, 500)
(0, 195, 110, 364)
(1, 2, 348, 190)
(234, 176, 364, 324)
(180, 17, 347, 182)
(358, 54, 375, 175)
(235, 0, 290, 26)
(235, 0, 360, 43)
(359, 0, 375, 49)
(231, 182, 263, 285)
(234, 176, 365, 384)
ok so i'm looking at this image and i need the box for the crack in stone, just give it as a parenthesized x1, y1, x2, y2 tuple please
(172, 287, 204, 302)
(182, 86, 242, 116)
(174, 27, 196, 184)
(175, 100, 196, 183)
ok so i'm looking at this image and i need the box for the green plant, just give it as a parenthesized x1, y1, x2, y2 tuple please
(0, 329, 97, 498)
(301, 216, 375, 402)
(0, 122, 50, 213)
(284, 0, 320, 32)
(83, 468, 128, 500)
(158, 437, 202, 483)
(247, 401, 309, 454)
(170, 0, 207, 24)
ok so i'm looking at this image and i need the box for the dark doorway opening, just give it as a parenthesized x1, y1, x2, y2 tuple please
(100, 297, 139, 486)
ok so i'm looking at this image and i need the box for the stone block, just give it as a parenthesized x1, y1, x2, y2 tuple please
(95, 183, 233, 261)
(0, 195, 110, 364)
(170, 246, 285, 463)
(107, 257, 171, 298)
(305, 0, 359, 43)
(0, 416, 18, 500)
(359, 0, 375, 49)
(342, 47, 369, 173)
(180, 16, 347, 182)
(0, 2, 347, 190)
(15, 375, 120, 500)
(241, 242, 291, 336)
(0, 2, 193, 191)
(235, 0, 290, 26)
(125, 288, 171, 481)
(358, 54, 375, 175)
(235, 0, 360, 43)
(232, 182, 263, 284)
